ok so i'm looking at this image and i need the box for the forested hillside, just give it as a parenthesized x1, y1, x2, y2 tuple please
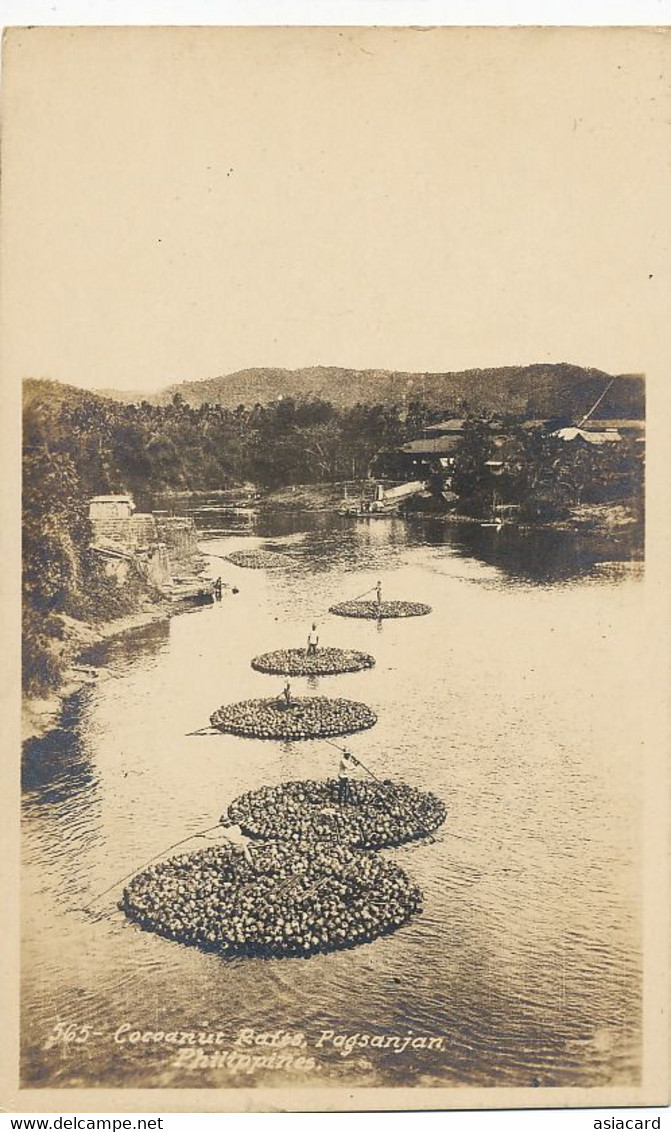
(100, 363, 645, 419)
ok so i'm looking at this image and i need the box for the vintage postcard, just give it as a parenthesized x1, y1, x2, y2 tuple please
(1, 25, 669, 1113)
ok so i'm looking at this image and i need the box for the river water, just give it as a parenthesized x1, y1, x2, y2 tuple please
(22, 509, 644, 1090)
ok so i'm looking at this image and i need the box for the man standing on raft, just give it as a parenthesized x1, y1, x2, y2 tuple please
(337, 750, 360, 804)
(307, 623, 319, 655)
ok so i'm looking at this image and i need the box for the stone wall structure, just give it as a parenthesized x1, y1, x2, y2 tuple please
(89, 497, 200, 595)
(155, 517, 200, 571)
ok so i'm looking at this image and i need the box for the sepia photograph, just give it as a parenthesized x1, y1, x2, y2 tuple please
(2, 22, 669, 1112)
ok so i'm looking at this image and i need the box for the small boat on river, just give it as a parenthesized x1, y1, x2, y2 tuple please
(338, 479, 428, 517)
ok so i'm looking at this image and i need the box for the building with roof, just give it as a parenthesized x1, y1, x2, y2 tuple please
(88, 495, 213, 601)
(421, 418, 467, 438)
(401, 435, 462, 459)
(552, 426, 623, 446)
(390, 435, 462, 479)
(88, 494, 135, 521)
(584, 419, 645, 433)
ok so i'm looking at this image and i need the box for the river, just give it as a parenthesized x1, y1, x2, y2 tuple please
(21, 509, 644, 1090)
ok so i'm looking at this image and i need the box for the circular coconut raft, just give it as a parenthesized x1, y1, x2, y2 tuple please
(329, 600, 432, 619)
(209, 696, 377, 740)
(251, 647, 375, 677)
(228, 778, 447, 850)
(120, 840, 422, 958)
(226, 549, 291, 570)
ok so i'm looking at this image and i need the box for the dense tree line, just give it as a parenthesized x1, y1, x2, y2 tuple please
(22, 384, 644, 695)
(446, 419, 645, 520)
(22, 388, 420, 693)
(25, 388, 418, 496)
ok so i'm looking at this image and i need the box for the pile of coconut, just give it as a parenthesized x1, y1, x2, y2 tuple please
(227, 778, 447, 850)
(226, 549, 292, 569)
(209, 696, 377, 740)
(251, 647, 376, 677)
(120, 840, 422, 958)
(329, 600, 432, 619)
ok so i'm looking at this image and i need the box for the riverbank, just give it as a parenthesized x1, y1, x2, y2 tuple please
(22, 602, 174, 743)
(258, 483, 643, 537)
(156, 485, 257, 501)
(551, 501, 643, 535)
(412, 500, 643, 560)
(258, 482, 362, 512)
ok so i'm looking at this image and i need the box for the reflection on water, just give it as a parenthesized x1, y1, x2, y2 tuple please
(81, 617, 172, 670)
(171, 495, 644, 586)
(23, 726, 96, 807)
(22, 510, 643, 1089)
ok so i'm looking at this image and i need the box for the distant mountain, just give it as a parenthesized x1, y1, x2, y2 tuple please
(97, 363, 645, 421)
(23, 377, 111, 412)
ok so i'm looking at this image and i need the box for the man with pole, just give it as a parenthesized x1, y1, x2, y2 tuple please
(337, 749, 360, 805)
(219, 817, 256, 867)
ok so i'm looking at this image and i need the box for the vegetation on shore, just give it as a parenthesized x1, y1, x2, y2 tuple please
(425, 418, 644, 524)
(22, 442, 163, 697)
(23, 378, 644, 700)
(22, 382, 433, 696)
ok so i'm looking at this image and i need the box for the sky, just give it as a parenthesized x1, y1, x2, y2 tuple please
(2, 26, 669, 392)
